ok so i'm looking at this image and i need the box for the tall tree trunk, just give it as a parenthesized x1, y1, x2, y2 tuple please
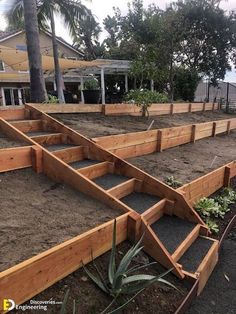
(23, 0, 47, 103)
(50, 8, 65, 104)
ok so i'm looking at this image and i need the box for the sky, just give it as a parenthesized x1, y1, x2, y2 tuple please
(0, 0, 236, 81)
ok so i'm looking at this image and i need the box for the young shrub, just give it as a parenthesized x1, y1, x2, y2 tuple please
(43, 95, 60, 104)
(164, 176, 182, 189)
(125, 89, 168, 117)
(195, 197, 222, 218)
(82, 220, 178, 313)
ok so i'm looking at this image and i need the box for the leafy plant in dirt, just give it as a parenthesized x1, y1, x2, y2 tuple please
(215, 187, 236, 209)
(82, 220, 178, 313)
(195, 197, 222, 218)
(164, 176, 182, 189)
(125, 89, 168, 117)
(205, 218, 219, 234)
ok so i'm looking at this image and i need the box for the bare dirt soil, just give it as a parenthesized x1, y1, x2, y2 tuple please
(51, 111, 236, 138)
(0, 168, 123, 272)
(17, 242, 189, 314)
(128, 131, 236, 184)
(0, 132, 28, 148)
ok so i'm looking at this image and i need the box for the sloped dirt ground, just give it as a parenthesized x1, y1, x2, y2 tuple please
(51, 111, 236, 138)
(0, 168, 122, 272)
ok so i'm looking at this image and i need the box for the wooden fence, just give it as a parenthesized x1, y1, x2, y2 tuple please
(93, 118, 236, 159)
(19, 102, 220, 116)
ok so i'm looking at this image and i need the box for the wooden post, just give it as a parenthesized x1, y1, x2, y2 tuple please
(212, 122, 217, 137)
(203, 102, 206, 112)
(101, 67, 105, 105)
(157, 130, 163, 152)
(191, 125, 197, 143)
(170, 103, 174, 115)
(31, 145, 43, 174)
(224, 166, 231, 187)
(125, 74, 129, 93)
(189, 103, 192, 113)
(80, 77, 85, 104)
(127, 212, 141, 242)
(227, 121, 231, 135)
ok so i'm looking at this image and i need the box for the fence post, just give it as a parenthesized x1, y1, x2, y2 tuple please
(157, 130, 163, 152)
(224, 166, 231, 187)
(31, 146, 43, 174)
(170, 103, 174, 115)
(212, 122, 217, 137)
(189, 103, 192, 113)
(226, 82, 230, 113)
(227, 121, 231, 135)
(191, 125, 197, 143)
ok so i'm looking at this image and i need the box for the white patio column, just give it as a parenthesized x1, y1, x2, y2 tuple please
(80, 77, 85, 104)
(125, 74, 129, 93)
(1, 87, 6, 106)
(150, 79, 154, 92)
(53, 80, 57, 91)
(101, 67, 105, 105)
(18, 89, 23, 105)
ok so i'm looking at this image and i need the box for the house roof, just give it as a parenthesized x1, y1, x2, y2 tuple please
(0, 29, 84, 57)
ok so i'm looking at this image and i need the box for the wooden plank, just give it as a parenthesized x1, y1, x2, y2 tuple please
(0, 213, 129, 311)
(110, 141, 158, 158)
(52, 146, 87, 163)
(78, 161, 113, 180)
(0, 146, 32, 173)
(31, 146, 43, 174)
(142, 199, 166, 225)
(28, 103, 103, 113)
(172, 224, 201, 262)
(197, 239, 219, 295)
(0, 107, 25, 120)
(224, 166, 231, 187)
(10, 119, 42, 133)
(107, 178, 136, 199)
(31, 133, 63, 145)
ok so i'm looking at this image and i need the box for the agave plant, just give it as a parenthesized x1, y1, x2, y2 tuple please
(82, 220, 177, 314)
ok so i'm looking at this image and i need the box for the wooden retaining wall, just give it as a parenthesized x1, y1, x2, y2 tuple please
(103, 102, 219, 116)
(93, 118, 236, 158)
(23, 102, 219, 116)
(0, 213, 129, 311)
(0, 146, 40, 173)
(179, 161, 236, 205)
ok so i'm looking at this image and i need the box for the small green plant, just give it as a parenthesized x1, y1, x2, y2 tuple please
(205, 218, 219, 234)
(84, 77, 100, 90)
(125, 89, 168, 117)
(195, 197, 222, 217)
(82, 220, 177, 313)
(165, 176, 182, 189)
(43, 95, 60, 104)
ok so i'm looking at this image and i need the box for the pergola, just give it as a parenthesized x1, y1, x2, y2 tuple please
(0, 45, 133, 104)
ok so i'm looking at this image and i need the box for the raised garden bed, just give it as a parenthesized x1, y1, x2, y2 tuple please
(51, 111, 236, 138)
(15, 241, 190, 314)
(0, 168, 122, 272)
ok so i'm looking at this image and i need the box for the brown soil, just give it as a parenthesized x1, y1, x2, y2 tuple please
(0, 132, 28, 148)
(128, 131, 236, 184)
(51, 111, 236, 138)
(0, 168, 123, 272)
(16, 242, 189, 314)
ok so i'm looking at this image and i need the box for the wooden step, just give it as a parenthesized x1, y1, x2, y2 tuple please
(52, 146, 86, 163)
(151, 214, 198, 255)
(78, 161, 114, 180)
(120, 192, 162, 214)
(33, 133, 63, 145)
(107, 178, 137, 198)
(10, 119, 42, 133)
(46, 143, 79, 152)
(69, 159, 103, 170)
(93, 172, 130, 189)
(178, 236, 219, 294)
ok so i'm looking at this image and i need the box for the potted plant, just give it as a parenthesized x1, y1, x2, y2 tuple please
(83, 77, 101, 104)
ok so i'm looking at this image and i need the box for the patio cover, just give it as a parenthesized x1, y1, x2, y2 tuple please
(0, 45, 110, 71)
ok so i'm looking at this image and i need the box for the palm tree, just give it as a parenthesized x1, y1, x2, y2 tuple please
(6, 0, 91, 103)
(23, 0, 47, 103)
